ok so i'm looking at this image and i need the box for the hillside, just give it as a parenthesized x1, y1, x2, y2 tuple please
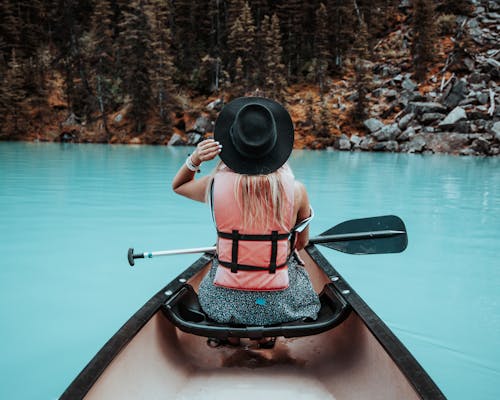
(1, 0, 498, 155)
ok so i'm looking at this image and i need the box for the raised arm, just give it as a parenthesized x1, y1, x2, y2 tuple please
(172, 139, 222, 203)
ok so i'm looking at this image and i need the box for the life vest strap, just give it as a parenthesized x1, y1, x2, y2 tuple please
(217, 229, 290, 274)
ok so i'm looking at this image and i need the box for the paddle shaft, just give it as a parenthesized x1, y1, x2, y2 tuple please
(128, 228, 405, 266)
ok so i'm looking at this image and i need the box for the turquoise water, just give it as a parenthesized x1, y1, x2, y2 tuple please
(0, 142, 499, 399)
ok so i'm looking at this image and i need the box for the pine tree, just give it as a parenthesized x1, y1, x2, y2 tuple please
(89, 0, 115, 137)
(4, 49, 27, 133)
(232, 56, 245, 97)
(146, 0, 176, 130)
(441, 0, 472, 16)
(314, 3, 330, 95)
(276, 0, 304, 79)
(171, 0, 198, 78)
(261, 14, 287, 101)
(227, 2, 256, 90)
(351, 19, 372, 121)
(119, 0, 153, 133)
(326, 0, 356, 73)
(411, 0, 436, 81)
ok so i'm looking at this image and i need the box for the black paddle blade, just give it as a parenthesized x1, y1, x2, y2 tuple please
(312, 215, 408, 255)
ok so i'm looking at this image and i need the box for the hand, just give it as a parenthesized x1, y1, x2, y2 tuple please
(191, 139, 222, 165)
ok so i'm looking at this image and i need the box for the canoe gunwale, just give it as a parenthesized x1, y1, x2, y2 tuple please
(306, 245, 446, 399)
(60, 254, 213, 400)
(60, 247, 445, 399)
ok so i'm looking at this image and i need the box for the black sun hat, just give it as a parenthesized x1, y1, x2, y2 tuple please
(214, 97, 294, 175)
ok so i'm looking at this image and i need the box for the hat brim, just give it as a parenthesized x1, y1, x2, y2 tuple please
(214, 97, 294, 175)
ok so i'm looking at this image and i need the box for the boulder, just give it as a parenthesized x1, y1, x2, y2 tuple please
(359, 136, 376, 151)
(398, 126, 416, 142)
(471, 137, 491, 154)
(363, 118, 385, 133)
(402, 77, 418, 91)
(442, 80, 468, 108)
(406, 134, 426, 153)
(406, 101, 447, 115)
(338, 134, 351, 150)
(186, 115, 213, 135)
(350, 135, 362, 148)
(167, 133, 185, 146)
(186, 132, 203, 145)
(420, 113, 445, 124)
(439, 106, 467, 128)
(425, 132, 469, 154)
(372, 123, 401, 141)
(373, 140, 399, 152)
(490, 121, 500, 141)
(398, 113, 415, 130)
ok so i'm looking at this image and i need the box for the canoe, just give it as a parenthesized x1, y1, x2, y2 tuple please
(61, 245, 445, 399)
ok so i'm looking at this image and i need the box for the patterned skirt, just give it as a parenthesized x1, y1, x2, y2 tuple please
(198, 255, 321, 326)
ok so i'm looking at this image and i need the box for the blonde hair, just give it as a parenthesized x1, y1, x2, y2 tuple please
(209, 162, 293, 231)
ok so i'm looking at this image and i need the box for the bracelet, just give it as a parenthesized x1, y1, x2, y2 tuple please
(185, 155, 200, 172)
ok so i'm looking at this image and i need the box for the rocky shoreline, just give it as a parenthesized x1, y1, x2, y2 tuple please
(5, 0, 499, 157)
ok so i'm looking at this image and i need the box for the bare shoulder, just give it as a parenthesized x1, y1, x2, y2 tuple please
(293, 180, 310, 216)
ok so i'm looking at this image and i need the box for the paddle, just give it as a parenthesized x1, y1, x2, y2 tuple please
(128, 215, 407, 266)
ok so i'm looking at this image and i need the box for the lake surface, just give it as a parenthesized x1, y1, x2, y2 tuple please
(0, 142, 499, 399)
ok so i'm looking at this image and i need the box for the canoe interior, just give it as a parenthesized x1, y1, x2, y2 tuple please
(73, 248, 443, 400)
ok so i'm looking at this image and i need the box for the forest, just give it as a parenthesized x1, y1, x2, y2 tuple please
(1, 0, 498, 155)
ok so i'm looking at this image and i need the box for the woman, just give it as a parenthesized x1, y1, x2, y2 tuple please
(172, 97, 320, 345)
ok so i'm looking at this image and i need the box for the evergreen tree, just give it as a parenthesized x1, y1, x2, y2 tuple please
(326, 0, 356, 73)
(232, 56, 245, 97)
(314, 3, 330, 95)
(440, 0, 472, 16)
(411, 0, 436, 81)
(4, 49, 27, 133)
(227, 2, 256, 90)
(171, 0, 198, 78)
(351, 19, 372, 121)
(276, 0, 303, 79)
(89, 0, 115, 137)
(261, 14, 287, 101)
(146, 0, 176, 131)
(119, 0, 153, 133)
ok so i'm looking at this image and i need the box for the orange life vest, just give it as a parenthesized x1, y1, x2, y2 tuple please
(211, 168, 295, 291)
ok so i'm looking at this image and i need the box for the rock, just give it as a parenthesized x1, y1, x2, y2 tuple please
(406, 134, 426, 153)
(398, 113, 415, 130)
(363, 118, 385, 133)
(398, 126, 416, 142)
(373, 123, 401, 141)
(460, 148, 478, 156)
(114, 114, 123, 123)
(187, 116, 213, 135)
(420, 113, 445, 124)
(439, 106, 467, 127)
(373, 140, 399, 152)
(477, 92, 489, 104)
(186, 132, 203, 145)
(206, 98, 223, 111)
(359, 136, 376, 151)
(385, 89, 398, 100)
(442, 80, 468, 108)
(425, 132, 470, 154)
(350, 135, 362, 147)
(402, 77, 418, 91)
(129, 137, 142, 145)
(338, 134, 351, 150)
(167, 133, 185, 146)
(490, 121, 500, 141)
(406, 101, 447, 115)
